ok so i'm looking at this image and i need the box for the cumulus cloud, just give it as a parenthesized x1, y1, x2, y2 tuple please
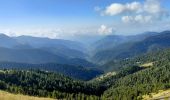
(104, 3, 125, 16)
(103, 2, 142, 16)
(98, 25, 113, 35)
(99, 0, 169, 23)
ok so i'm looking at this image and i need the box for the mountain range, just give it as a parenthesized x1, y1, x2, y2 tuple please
(91, 31, 170, 65)
(0, 34, 93, 66)
(0, 30, 170, 99)
(0, 30, 170, 79)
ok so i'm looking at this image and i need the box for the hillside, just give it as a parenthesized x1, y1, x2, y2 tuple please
(91, 32, 157, 54)
(0, 31, 170, 100)
(0, 46, 95, 67)
(103, 63, 170, 99)
(102, 47, 170, 73)
(91, 66, 145, 90)
(0, 62, 102, 80)
(92, 31, 170, 64)
(91, 35, 128, 53)
(102, 49, 170, 100)
(0, 70, 102, 99)
(0, 90, 54, 100)
(99, 49, 161, 72)
(0, 49, 170, 100)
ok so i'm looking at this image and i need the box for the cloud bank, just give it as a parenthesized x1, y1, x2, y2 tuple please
(0, 25, 115, 39)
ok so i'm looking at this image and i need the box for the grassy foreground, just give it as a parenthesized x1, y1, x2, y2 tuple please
(0, 90, 54, 100)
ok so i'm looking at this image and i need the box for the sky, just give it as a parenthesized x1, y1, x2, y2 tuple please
(0, 0, 170, 38)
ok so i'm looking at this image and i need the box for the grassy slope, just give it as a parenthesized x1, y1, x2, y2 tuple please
(0, 90, 54, 100)
(142, 89, 170, 100)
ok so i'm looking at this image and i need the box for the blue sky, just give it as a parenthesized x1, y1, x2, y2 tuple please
(0, 0, 169, 38)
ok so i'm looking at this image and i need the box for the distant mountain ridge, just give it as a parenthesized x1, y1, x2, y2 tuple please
(91, 31, 170, 64)
(15, 35, 86, 52)
(0, 31, 170, 73)
(91, 32, 158, 53)
(0, 34, 96, 67)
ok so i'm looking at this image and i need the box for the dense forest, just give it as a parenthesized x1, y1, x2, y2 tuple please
(102, 49, 170, 99)
(0, 69, 104, 99)
(0, 49, 170, 99)
(0, 62, 102, 81)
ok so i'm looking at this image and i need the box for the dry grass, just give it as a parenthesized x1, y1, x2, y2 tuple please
(0, 90, 55, 100)
(96, 72, 116, 81)
(142, 89, 170, 100)
(141, 62, 153, 68)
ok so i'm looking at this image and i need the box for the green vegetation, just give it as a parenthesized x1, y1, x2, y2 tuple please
(102, 49, 170, 100)
(0, 62, 102, 81)
(0, 28, 170, 100)
(1, 48, 170, 99)
(0, 69, 104, 99)
(101, 47, 169, 72)
(103, 63, 170, 99)
(91, 66, 144, 89)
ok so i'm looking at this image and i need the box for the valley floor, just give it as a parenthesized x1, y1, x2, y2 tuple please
(0, 90, 54, 100)
(143, 89, 170, 100)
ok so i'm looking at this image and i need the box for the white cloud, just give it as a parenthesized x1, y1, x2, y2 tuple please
(122, 16, 133, 23)
(98, 25, 113, 35)
(144, 0, 161, 14)
(0, 25, 115, 39)
(104, 3, 125, 16)
(0, 27, 65, 39)
(126, 2, 142, 13)
(103, 1, 142, 16)
(122, 15, 152, 23)
(99, 0, 169, 24)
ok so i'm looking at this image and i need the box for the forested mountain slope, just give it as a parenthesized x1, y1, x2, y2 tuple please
(0, 62, 102, 80)
(0, 70, 103, 99)
(101, 46, 170, 72)
(92, 31, 170, 64)
(91, 32, 157, 54)
(0, 47, 95, 67)
(0, 49, 170, 100)
(102, 49, 170, 100)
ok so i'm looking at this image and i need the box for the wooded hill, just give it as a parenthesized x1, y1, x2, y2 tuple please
(1, 49, 170, 99)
